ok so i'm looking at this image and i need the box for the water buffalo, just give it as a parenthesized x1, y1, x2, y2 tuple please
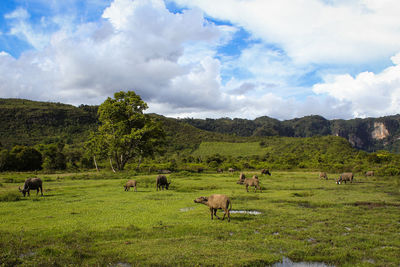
(228, 168, 236, 173)
(217, 168, 223, 173)
(336, 172, 354, 184)
(261, 169, 271, 176)
(365, 171, 374, 176)
(237, 174, 262, 192)
(124, 180, 137, 192)
(156, 175, 171, 191)
(194, 194, 232, 222)
(319, 172, 328, 180)
(19, 178, 43, 197)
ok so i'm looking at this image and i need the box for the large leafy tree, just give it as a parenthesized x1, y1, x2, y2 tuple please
(95, 91, 165, 171)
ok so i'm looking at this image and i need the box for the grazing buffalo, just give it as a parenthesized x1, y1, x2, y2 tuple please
(228, 168, 236, 173)
(237, 175, 262, 192)
(124, 180, 137, 192)
(19, 178, 43, 197)
(319, 172, 328, 180)
(194, 194, 232, 222)
(261, 169, 271, 176)
(217, 168, 223, 173)
(365, 171, 374, 177)
(336, 172, 354, 184)
(156, 175, 171, 191)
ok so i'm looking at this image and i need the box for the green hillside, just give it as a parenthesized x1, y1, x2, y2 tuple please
(0, 98, 98, 148)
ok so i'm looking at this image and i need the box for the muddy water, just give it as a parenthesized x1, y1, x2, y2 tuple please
(273, 257, 334, 267)
(230, 210, 262, 215)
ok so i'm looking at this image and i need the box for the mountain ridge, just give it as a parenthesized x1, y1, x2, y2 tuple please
(1, 98, 400, 152)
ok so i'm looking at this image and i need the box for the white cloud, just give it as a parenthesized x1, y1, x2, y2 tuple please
(172, 0, 400, 65)
(0, 0, 226, 109)
(2, 0, 400, 121)
(313, 52, 400, 118)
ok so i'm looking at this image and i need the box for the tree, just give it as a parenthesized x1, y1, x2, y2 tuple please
(37, 143, 67, 170)
(95, 91, 165, 171)
(11, 145, 43, 171)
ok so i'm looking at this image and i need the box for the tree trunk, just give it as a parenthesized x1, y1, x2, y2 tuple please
(109, 157, 116, 173)
(93, 155, 99, 172)
(136, 156, 142, 171)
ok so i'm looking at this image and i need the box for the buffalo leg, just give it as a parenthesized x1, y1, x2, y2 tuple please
(222, 209, 228, 220)
(210, 208, 214, 220)
(214, 209, 220, 220)
(246, 185, 249, 192)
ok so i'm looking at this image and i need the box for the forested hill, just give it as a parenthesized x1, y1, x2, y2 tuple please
(0, 98, 248, 150)
(1, 98, 400, 153)
(0, 99, 98, 148)
(182, 115, 400, 152)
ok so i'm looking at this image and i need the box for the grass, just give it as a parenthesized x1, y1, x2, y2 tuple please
(0, 171, 399, 266)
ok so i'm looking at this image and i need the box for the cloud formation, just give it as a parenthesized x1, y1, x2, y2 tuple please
(0, 0, 400, 120)
(313, 52, 400, 118)
(173, 0, 400, 65)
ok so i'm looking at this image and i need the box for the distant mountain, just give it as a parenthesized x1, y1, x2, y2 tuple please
(1, 98, 400, 153)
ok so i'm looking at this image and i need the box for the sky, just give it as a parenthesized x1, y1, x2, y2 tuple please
(1, 0, 400, 120)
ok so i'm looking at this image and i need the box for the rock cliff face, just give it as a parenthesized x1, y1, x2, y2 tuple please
(372, 122, 390, 140)
(184, 114, 400, 152)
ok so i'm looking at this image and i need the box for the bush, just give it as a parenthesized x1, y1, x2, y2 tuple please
(376, 167, 400, 177)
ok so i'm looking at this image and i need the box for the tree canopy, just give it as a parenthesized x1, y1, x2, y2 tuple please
(92, 91, 165, 171)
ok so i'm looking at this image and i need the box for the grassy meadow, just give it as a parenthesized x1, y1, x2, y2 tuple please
(0, 171, 399, 266)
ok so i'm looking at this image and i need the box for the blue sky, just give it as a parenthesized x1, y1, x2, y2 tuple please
(1, 0, 400, 120)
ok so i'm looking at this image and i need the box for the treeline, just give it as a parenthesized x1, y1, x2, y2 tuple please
(139, 136, 400, 176)
(0, 142, 94, 172)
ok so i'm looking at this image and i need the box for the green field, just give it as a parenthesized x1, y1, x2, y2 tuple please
(0, 171, 399, 266)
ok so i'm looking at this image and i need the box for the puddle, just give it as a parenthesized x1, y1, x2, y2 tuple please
(112, 263, 132, 267)
(180, 207, 195, 212)
(273, 257, 333, 267)
(230, 210, 262, 215)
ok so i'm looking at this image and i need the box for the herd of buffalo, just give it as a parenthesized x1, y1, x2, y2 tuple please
(18, 169, 374, 222)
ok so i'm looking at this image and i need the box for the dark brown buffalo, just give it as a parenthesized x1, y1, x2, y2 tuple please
(217, 168, 223, 173)
(156, 175, 171, 191)
(19, 178, 43, 197)
(261, 169, 271, 176)
(194, 194, 232, 222)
